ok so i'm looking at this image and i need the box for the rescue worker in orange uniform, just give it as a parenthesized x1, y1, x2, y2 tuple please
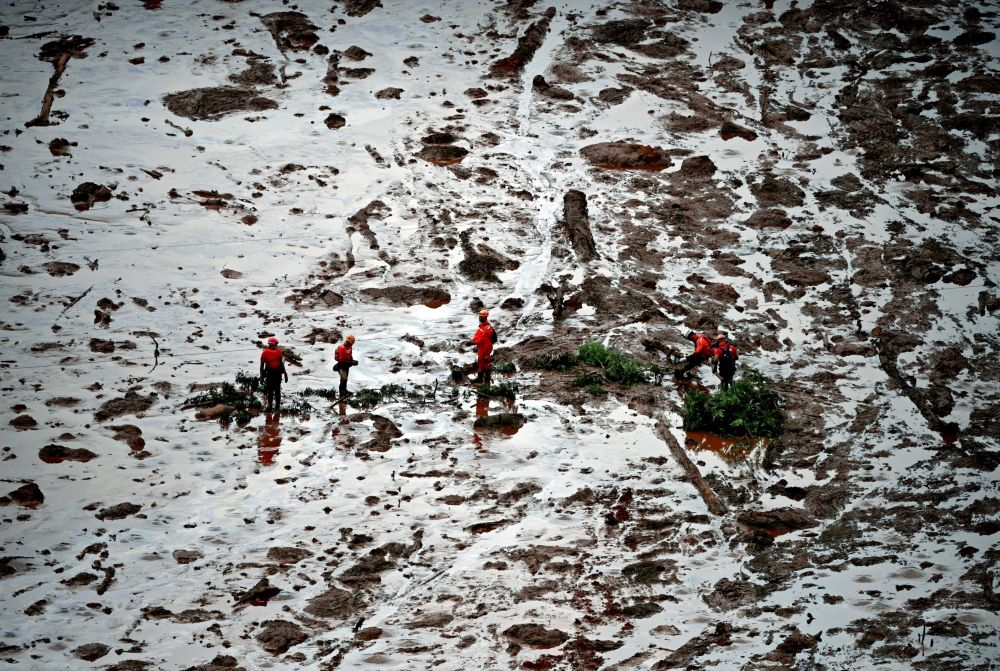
(471, 309, 496, 385)
(712, 332, 739, 390)
(675, 331, 713, 378)
(334, 335, 357, 399)
(259, 337, 288, 411)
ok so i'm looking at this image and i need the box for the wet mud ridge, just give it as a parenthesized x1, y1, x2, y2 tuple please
(0, 0, 997, 670)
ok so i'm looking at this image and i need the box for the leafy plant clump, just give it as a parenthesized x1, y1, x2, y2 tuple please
(577, 342, 649, 386)
(492, 359, 517, 374)
(477, 381, 518, 400)
(681, 368, 785, 439)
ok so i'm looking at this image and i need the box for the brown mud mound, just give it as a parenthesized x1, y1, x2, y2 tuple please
(458, 230, 519, 282)
(72, 643, 110, 661)
(305, 587, 364, 619)
(592, 19, 650, 45)
(416, 144, 468, 165)
(70, 182, 112, 211)
(473, 413, 525, 432)
(532, 74, 574, 100)
(504, 623, 570, 648)
(751, 175, 805, 207)
(267, 547, 313, 564)
(163, 87, 278, 121)
(259, 12, 319, 52)
(96, 502, 142, 520)
(324, 111, 346, 129)
(745, 208, 792, 229)
(343, 0, 381, 17)
(737, 508, 818, 534)
(256, 619, 307, 655)
(2, 482, 44, 508)
(580, 142, 672, 171)
(39, 444, 97, 463)
(95, 391, 156, 422)
(359, 286, 451, 307)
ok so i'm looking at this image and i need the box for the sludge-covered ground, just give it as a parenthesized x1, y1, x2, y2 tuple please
(0, 0, 997, 669)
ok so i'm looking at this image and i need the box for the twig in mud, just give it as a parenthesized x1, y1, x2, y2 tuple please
(56, 285, 93, 321)
(164, 118, 193, 137)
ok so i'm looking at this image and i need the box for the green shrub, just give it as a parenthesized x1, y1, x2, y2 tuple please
(300, 387, 341, 399)
(577, 342, 649, 386)
(681, 368, 784, 439)
(492, 359, 516, 374)
(478, 382, 518, 400)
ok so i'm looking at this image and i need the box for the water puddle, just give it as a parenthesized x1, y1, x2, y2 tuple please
(256, 413, 282, 465)
(686, 431, 764, 463)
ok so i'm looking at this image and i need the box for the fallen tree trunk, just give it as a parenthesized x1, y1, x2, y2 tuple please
(563, 190, 597, 261)
(655, 420, 728, 516)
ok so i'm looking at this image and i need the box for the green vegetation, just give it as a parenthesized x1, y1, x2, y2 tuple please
(492, 359, 517, 374)
(184, 371, 316, 424)
(477, 381, 518, 400)
(577, 342, 649, 386)
(681, 368, 785, 439)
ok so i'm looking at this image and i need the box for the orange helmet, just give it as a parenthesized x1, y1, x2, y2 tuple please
(346, 335, 356, 344)
(479, 309, 489, 318)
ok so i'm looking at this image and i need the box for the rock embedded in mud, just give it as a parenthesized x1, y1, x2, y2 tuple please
(359, 286, 450, 307)
(181, 655, 245, 671)
(172, 549, 203, 564)
(719, 120, 758, 141)
(70, 182, 112, 211)
(532, 75, 574, 100)
(9, 415, 38, 430)
(678, 155, 717, 180)
(744, 208, 791, 230)
(43, 261, 79, 276)
(95, 502, 142, 521)
(324, 113, 346, 129)
(38, 444, 97, 463)
(473, 413, 525, 431)
(304, 586, 362, 618)
(592, 19, 650, 45)
(49, 137, 76, 156)
(374, 87, 402, 99)
(73, 643, 110, 661)
(4, 482, 44, 508)
(407, 611, 454, 629)
(356, 627, 383, 641)
(234, 577, 281, 605)
(580, 142, 672, 171)
(737, 508, 818, 533)
(343, 0, 381, 17)
(503, 623, 570, 649)
(163, 87, 279, 121)
(751, 175, 805, 208)
(95, 391, 156, 422)
(267, 547, 313, 564)
(416, 144, 468, 165)
(703, 577, 760, 611)
(256, 619, 307, 655)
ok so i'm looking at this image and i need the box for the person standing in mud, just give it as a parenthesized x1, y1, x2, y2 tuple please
(334, 335, 357, 400)
(259, 337, 288, 412)
(675, 331, 713, 379)
(471, 309, 496, 386)
(712, 332, 738, 390)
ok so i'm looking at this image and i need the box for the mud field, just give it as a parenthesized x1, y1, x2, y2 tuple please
(0, 1, 998, 669)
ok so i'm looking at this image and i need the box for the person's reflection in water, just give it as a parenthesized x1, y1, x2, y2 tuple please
(257, 412, 282, 465)
(475, 396, 490, 417)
